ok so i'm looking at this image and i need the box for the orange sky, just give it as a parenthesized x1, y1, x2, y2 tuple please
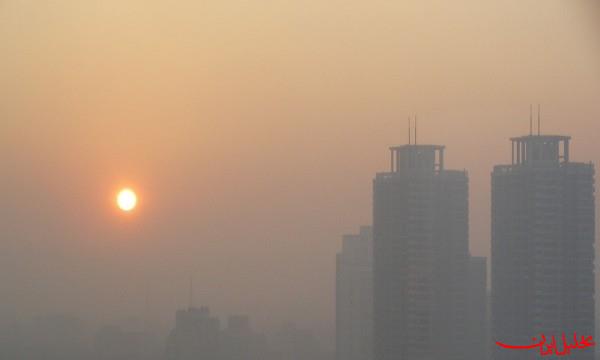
(1, 0, 599, 344)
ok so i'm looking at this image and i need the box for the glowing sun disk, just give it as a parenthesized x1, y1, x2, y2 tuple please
(117, 188, 137, 212)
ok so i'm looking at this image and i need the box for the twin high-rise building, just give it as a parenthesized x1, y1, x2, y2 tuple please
(492, 135, 595, 360)
(337, 129, 594, 360)
(372, 144, 471, 360)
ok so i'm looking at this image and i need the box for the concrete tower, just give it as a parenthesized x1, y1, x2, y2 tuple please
(373, 143, 469, 360)
(492, 134, 595, 360)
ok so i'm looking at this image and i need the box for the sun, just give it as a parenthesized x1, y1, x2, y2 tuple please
(116, 188, 137, 212)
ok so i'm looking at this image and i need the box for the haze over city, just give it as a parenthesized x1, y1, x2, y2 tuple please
(1, 0, 599, 357)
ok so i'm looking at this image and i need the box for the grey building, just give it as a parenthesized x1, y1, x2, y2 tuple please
(492, 134, 595, 360)
(373, 144, 469, 360)
(336, 226, 373, 360)
(467, 256, 489, 360)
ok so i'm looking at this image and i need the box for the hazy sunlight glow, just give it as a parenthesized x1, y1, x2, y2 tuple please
(117, 188, 137, 212)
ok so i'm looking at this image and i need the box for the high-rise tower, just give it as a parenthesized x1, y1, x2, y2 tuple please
(336, 226, 373, 360)
(373, 144, 469, 360)
(492, 134, 595, 360)
(467, 256, 490, 360)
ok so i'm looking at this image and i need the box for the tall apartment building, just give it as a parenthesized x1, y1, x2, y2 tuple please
(336, 226, 373, 360)
(492, 134, 595, 360)
(467, 256, 489, 360)
(373, 144, 469, 360)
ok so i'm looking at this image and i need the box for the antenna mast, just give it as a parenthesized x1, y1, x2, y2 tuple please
(414, 115, 418, 145)
(408, 117, 411, 145)
(537, 104, 541, 136)
(189, 275, 194, 309)
(529, 104, 533, 135)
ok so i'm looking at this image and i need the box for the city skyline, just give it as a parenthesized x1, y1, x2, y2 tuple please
(1, 125, 597, 359)
(1, 0, 600, 357)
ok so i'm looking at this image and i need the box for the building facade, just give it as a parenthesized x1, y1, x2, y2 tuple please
(467, 256, 489, 360)
(336, 225, 373, 360)
(492, 135, 595, 360)
(373, 144, 469, 360)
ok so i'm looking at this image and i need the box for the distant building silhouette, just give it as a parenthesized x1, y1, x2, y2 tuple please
(165, 307, 220, 360)
(94, 325, 144, 360)
(272, 322, 329, 360)
(25, 314, 91, 360)
(336, 225, 373, 360)
(467, 256, 489, 360)
(94, 324, 160, 360)
(221, 315, 269, 360)
(492, 134, 595, 360)
(165, 307, 278, 360)
(0, 315, 21, 358)
(373, 143, 470, 360)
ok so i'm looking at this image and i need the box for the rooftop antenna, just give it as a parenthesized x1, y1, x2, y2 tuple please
(537, 104, 541, 136)
(414, 115, 418, 145)
(408, 117, 411, 145)
(529, 104, 533, 136)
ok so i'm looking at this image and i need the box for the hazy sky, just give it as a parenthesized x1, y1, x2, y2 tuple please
(1, 0, 599, 344)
